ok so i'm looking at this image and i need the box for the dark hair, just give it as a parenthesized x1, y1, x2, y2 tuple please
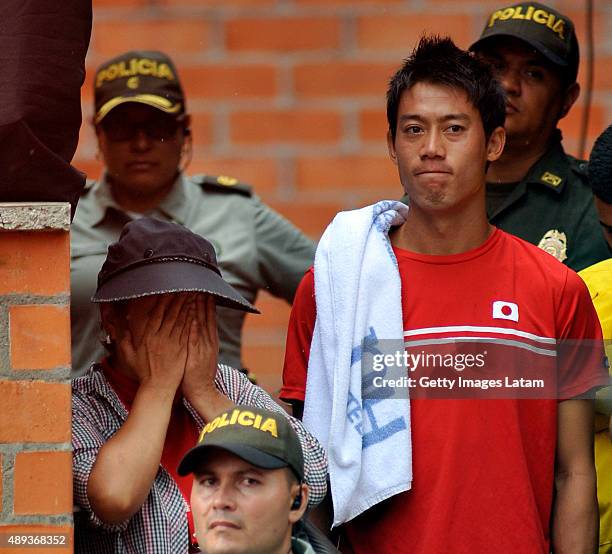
(588, 125, 612, 204)
(387, 35, 506, 141)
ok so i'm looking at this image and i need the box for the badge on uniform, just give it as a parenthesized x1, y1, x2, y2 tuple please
(540, 172, 562, 187)
(537, 229, 567, 263)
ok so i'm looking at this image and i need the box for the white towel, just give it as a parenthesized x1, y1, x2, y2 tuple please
(303, 200, 412, 527)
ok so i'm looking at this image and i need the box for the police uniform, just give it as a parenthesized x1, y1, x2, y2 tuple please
(486, 134, 610, 272)
(468, 3, 609, 271)
(70, 173, 315, 376)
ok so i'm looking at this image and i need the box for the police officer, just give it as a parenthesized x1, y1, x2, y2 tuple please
(71, 50, 316, 376)
(179, 406, 340, 554)
(470, 1, 609, 271)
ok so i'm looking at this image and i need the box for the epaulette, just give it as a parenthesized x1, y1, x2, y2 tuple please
(192, 174, 253, 197)
(566, 154, 588, 179)
(80, 178, 96, 196)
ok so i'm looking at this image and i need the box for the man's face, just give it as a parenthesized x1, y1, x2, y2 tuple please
(476, 38, 576, 146)
(191, 450, 304, 554)
(96, 103, 188, 198)
(388, 82, 504, 214)
(594, 197, 612, 250)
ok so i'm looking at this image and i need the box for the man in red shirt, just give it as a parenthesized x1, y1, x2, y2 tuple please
(281, 36, 608, 553)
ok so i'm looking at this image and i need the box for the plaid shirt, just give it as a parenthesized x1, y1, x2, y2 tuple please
(73, 364, 328, 554)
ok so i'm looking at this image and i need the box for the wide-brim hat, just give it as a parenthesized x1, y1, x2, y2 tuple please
(92, 217, 259, 314)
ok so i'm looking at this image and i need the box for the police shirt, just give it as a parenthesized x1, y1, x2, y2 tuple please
(70, 173, 316, 376)
(487, 133, 609, 272)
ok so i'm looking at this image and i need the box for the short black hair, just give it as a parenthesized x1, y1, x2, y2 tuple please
(387, 35, 506, 141)
(589, 125, 612, 204)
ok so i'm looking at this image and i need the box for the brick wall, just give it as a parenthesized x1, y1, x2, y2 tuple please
(0, 204, 72, 553)
(76, 0, 612, 393)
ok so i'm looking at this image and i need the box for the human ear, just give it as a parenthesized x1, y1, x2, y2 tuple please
(486, 126, 505, 162)
(558, 82, 579, 120)
(288, 484, 309, 523)
(387, 130, 398, 165)
(99, 303, 119, 341)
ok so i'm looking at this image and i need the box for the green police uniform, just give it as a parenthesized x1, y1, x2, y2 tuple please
(486, 134, 609, 272)
(70, 173, 316, 376)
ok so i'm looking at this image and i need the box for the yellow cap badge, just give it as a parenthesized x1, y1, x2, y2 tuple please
(537, 229, 567, 263)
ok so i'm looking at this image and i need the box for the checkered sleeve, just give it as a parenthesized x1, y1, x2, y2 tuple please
(72, 386, 129, 532)
(216, 365, 328, 507)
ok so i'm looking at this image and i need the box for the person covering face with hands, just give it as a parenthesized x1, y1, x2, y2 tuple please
(71, 218, 327, 554)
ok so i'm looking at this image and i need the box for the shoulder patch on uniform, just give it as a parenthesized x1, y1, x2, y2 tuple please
(192, 174, 253, 197)
(540, 171, 562, 187)
(566, 155, 589, 179)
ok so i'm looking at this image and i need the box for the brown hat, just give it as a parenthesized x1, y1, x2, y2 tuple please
(470, 2, 579, 82)
(94, 50, 185, 124)
(92, 217, 259, 314)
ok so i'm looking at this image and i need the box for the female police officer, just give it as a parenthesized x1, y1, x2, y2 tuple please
(71, 50, 315, 376)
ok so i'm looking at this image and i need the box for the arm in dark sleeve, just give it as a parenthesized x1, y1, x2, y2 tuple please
(253, 197, 316, 302)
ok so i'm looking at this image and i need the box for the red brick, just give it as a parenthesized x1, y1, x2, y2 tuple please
(428, 0, 516, 5)
(226, 17, 341, 52)
(268, 201, 342, 239)
(0, 233, 69, 296)
(188, 157, 279, 194)
(296, 155, 398, 191)
(162, 0, 275, 5)
(294, 62, 396, 98)
(360, 108, 388, 141)
(591, 57, 612, 90)
(558, 103, 605, 144)
(0, 525, 72, 554)
(92, 20, 211, 58)
(81, 64, 97, 105)
(563, 10, 607, 46)
(188, 111, 213, 146)
(357, 14, 473, 50)
(181, 65, 277, 99)
(0, 381, 71, 443)
(10, 306, 71, 371)
(94, 0, 146, 6)
(297, 0, 401, 4)
(74, 158, 104, 181)
(13, 452, 72, 515)
(230, 110, 342, 144)
(0, 454, 2, 505)
(241, 343, 286, 394)
(245, 291, 292, 329)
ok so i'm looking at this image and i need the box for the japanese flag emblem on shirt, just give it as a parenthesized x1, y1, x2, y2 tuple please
(492, 300, 519, 322)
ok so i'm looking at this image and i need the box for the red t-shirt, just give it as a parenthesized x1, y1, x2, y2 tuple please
(281, 228, 608, 553)
(102, 359, 200, 545)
